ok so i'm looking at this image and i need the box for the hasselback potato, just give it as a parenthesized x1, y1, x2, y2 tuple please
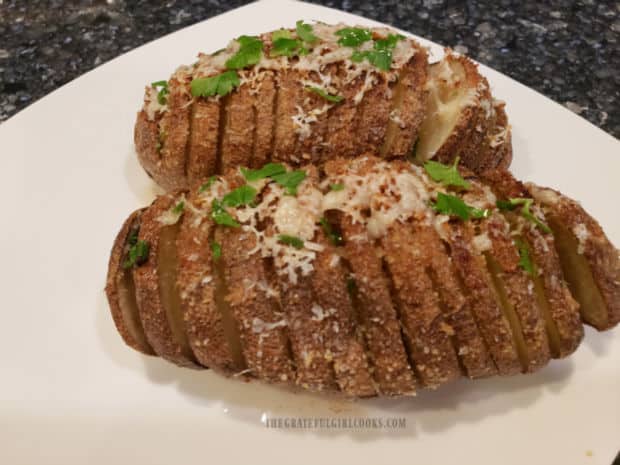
(106, 156, 619, 397)
(135, 22, 512, 191)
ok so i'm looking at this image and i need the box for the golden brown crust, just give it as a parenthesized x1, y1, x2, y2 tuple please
(134, 109, 164, 185)
(311, 234, 376, 397)
(355, 74, 392, 156)
(251, 71, 277, 168)
(133, 193, 201, 368)
(105, 209, 155, 355)
(220, 84, 256, 173)
(382, 221, 461, 388)
(272, 68, 302, 164)
(187, 99, 220, 188)
(383, 47, 429, 158)
(176, 190, 242, 373)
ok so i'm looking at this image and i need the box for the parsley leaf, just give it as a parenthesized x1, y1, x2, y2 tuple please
(151, 80, 169, 105)
(432, 192, 489, 220)
(305, 86, 344, 103)
(191, 70, 240, 98)
(271, 169, 307, 195)
(515, 238, 535, 275)
(271, 37, 307, 57)
(496, 198, 551, 233)
(272, 29, 292, 41)
(222, 185, 257, 207)
(211, 199, 240, 228)
(210, 241, 222, 261)
(241, 163, 287, 181)
(335, 27, 372, 47)
(123, 239, 150, 269)
(329, 183, 345, 191)
(350, 33, 404, 71)
(296, 20, 318, 44)
(198, 176, 218, 192)
(172, 200, 185, 215)
(278, 234, 304, 249)
(320, 217, 343, 246)
(225, 35, 263, 70)
(423, 156, 471, 189)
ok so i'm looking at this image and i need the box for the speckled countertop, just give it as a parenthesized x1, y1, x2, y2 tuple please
(0, 0, 618, 138)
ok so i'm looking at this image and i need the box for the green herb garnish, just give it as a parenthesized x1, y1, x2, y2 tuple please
(123, 238, 150, 269)
(172, 200, 185, 215)
(423, 156, 471, 190)
(225, 35, 263, 70)
(271, 37, 308, 57)
(335, 27, 372, 47)
(271, 169, 307, 195)
(191, 70, 240, 98)
(151, 80, 169, 105)
(241, 163, 287, 181)
(272, 29, 292, 41)
(222, 185, 257, 207)
(515, 238, 535, 275)
(278, 234, 304, 249)
(320, 217, 343, 246)
(211, 199, 240, 227)
(305, 86, 344, 103)
(496, 198, 551, 233)
(211, 241, 222, 261)
(296, 20, 318, 44)
(350, 33, 404, 71)
(198, 176, 218, 192)
(432, 192, 489, 221)
(329, 183, 345, 191)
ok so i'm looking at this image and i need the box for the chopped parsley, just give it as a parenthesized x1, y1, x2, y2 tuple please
(190, 70, 240, 98)
(271, 169, 307, 195)
(198, 176, 218, 192)
(515, 238, 535, 275)
(270, 37, 308, 57)
(335, 27, 372, 47)
(210, 241, 222, 261)
(241, 163, 287, 181)
(432, 192, 489, 221)
(211, 199, 240, 227)
(305, 86, 344, 103)
(172, 200, 185, 215)
(278, 234, 304, 249)
(423, 156, 471, 190)
(350, 33, 404, 71)
(329, 183, 345, 191)
(272, 29, 292, 41)
(151, 80, 169, 105)
(496, 198, 551, 233)
(225, 35, 263, 70)
(296, 20, 318, 44)
(320, 217, 343, 246)
(222, 185, 257, 207)
(123, 231, 150, 269)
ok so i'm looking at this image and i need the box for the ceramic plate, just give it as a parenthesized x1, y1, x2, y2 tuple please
(0, 1, 618, 464)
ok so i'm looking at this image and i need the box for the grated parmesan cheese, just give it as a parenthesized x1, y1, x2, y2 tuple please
(573, 223, 589, 254)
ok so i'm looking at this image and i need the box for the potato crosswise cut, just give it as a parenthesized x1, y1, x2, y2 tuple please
(443, 221, 521, 375)
(132, 194, 200, 368)
(527, 184, 620, 330)
(216, 225, 295, 383)
(355, 74, 392, 156)
(422, 223, 497, 378)
(481, 170, 583, 358)
(251, 71, 277, 168)
(176, 190, 245, 373)
(220, 84, 256, 173)
(310, 234, 376, 397)
(273, 68, 303, 164)
(483, 213, 551, 372)
(335, 216, 417, 395)
(187, 98, 220, 188)
(382, 221, 461, 388)
(105, 209, 154, 355)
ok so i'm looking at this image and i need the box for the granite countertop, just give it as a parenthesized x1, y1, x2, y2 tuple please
(0, 0, 618, 138)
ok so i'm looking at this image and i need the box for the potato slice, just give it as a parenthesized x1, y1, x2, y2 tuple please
(133, 194, 200, 368)
(220, 83, 256, 173)
(528, 184, 620, 330)
(251, 71, 277, 168)
(382, 221, 461, 388)
(105, 209, 154, 355)
(187, 98, 220, 188)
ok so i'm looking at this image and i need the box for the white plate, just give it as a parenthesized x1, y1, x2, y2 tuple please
(0, 1, 618, 464)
